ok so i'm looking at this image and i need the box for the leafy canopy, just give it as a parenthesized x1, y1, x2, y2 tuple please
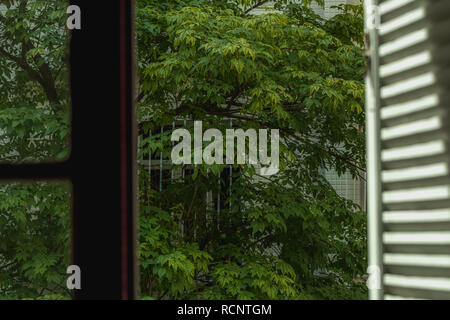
(137, 0, 367, 300)
(0, 0, 70, 163)
(0, 0, 367, 300)
(0, 0, 70, 299)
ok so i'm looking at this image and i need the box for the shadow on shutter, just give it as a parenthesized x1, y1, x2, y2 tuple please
(367, 0, 450, 300)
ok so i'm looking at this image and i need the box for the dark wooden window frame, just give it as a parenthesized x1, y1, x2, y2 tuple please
(0, 0, 137, 300)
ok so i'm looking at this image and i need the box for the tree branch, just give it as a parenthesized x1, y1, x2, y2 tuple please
(244, 0, 270, 15)
(0, 45, 58, 104)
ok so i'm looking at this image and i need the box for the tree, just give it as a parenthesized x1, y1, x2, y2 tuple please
(0, 0, 367, 300)
(0, 182, 71, 299)
(0, 0, 70, 163)
(0, 0, 71, 299)
(137, 0, 367, 299)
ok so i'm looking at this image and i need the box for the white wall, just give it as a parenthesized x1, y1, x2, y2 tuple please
(249, 0, 357, 19)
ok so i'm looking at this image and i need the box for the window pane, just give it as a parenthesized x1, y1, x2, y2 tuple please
(0, 181, 72, 300)
(0, 0, 70, 164)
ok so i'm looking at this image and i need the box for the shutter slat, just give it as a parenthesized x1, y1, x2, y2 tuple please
(382, 154, 449, 171)
(384, 222, 450, 232)
(384, 266, 450, 278)
(382, 176, 450, 191)
(381, 129, 447, 149)
(381, 106, 445, 128)
(381, 85, 443, 107)
(384, 244, 450, 255)
(384, 285, 450, 300)
(383, 199, 450, 211)
(381, 63, 435, 87)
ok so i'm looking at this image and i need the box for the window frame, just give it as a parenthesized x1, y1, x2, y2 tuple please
(0, 0, 137, 300)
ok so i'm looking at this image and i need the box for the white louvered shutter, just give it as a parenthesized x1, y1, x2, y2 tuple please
(366, 0, 450, 300)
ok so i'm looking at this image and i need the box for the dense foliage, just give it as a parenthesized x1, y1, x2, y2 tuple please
(0, 0, 70, 163)
(0, 0, 71, 299)
(0, 0, 367, 300)
(0, 182, 71, 299)
(137, 0, 367, 299)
